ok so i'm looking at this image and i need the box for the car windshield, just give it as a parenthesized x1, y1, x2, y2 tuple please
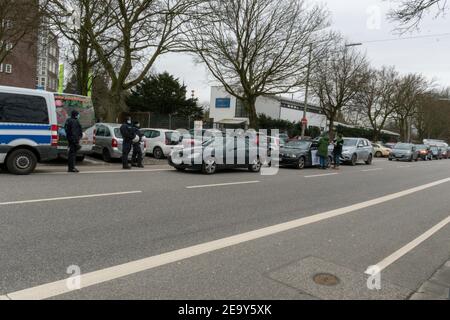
(394, 143, 412, 150)
(284, 141, 311, 149)
(343, 139, 357, 146)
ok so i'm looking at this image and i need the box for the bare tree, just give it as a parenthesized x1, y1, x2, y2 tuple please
(48, 0, 200, 122)
(184, 0, 329, 128)
(46, 0, 99, 96)
(353, 66, 399, 141)
(389, 0, 448, 31)
(414, 90, 450, 141)
(0, 0, 45, 64)
(310, 40, 369, 139)
(390, 73, 429, 142)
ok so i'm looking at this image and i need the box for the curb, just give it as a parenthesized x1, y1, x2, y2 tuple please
(409, 259, 450, 300)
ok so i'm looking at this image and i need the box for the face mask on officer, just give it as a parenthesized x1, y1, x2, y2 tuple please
(135, 123, 140, 128)
(127, 119, 132, 125)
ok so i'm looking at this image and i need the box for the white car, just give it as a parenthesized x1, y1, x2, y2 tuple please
(141, 128, 182, 159)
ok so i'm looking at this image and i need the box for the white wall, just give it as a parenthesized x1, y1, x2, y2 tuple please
(255, 96, 280, 119)
(209, 86, 238, 122)
(279, 107, 327, 130)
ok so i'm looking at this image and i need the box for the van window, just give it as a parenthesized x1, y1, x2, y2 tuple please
(0, 92, 49, 124)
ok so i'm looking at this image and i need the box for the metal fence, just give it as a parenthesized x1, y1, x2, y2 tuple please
(118, 112, 214, 130)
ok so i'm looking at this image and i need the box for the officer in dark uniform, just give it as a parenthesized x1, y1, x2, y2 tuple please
(65, 110, 83, 173)
(120, 117, 136, 170)
(131, 121, 144, 168)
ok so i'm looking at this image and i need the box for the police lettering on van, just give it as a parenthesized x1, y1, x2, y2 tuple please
(0, 85, 59, 175)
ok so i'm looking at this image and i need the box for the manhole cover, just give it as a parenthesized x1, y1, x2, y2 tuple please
(313, 273, 340, 286)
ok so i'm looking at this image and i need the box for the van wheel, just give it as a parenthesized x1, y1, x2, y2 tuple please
(6, 149, 37, 175)
(102, 149, 112, 162)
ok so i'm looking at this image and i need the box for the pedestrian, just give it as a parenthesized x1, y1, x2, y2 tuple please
(65, 110, 83, 173)
(332, 133, 344, 170)
(131, 121, 144, 168)
(317, 134, 330, 169)
(120, 117, 136, 170)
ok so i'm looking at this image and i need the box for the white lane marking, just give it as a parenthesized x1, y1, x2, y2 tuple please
(304, 173, 339, 178)
(361, 168, 383, 172)
(0, 191, 142, 206)
(397, 165, 412, 168)
(41, 169, 172, 175)
(186, 181, 260, 189)
(6, 177, 450, 300)
(366, 215, 450, 274)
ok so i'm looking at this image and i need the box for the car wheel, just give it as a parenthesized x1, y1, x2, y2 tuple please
(153, 147, 164, 159)
(6, 149, 37, 175)
(326, 156, 333, 168)
(408, 156, 413, 162)
(0, 163, 8, 172)
(202, 158, 217, 174)
(76, 155, 85, 162)
(176, 167, 186, 172)
(351, 154, 357, 166)
(249, 158, 262, 172)
(102, 148, 112, 162)
(375, 151, 382, 158)
(296, 156, 305, 169)
(365, 154, 373, 165)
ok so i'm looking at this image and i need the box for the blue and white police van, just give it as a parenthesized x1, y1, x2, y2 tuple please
(0, 85, 59, 175)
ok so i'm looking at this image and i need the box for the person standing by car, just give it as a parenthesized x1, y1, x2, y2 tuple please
(332, 133, 344, 170)
(317, 134, 330, 169)
(65, 110, 83, 173)
(120, 117, 136, 170)
(131, 121, 144, 168)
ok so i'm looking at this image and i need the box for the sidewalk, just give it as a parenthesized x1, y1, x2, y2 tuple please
(409, 259, 450, 300)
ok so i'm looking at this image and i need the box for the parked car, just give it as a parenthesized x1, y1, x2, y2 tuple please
(340, 138, 374, 166)
(415, 144, 433, 161)
(168, 135, 266, 174)
(430, 146, 443, 160)
(140, 128, 182, 159)
(439, 146, 448, 159)
(389, 143, 419, 162)
(91, 123, 146, 162)
(278, 139, 333, 169)
(0, 85, 59, 175)
(372, 143, 391, 157)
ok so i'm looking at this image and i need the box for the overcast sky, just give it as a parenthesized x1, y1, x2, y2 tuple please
(152, 0, 450, 105)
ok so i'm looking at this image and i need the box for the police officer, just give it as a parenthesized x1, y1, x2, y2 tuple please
(65, 110, 83, 173)
(131, 121, 144, 168)
(120, 117, 136, 170)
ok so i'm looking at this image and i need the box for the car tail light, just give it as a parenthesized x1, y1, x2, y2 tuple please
(112, 138, 118, 148)
(51, 124, 58, 146)
(144, 140, 147, 148)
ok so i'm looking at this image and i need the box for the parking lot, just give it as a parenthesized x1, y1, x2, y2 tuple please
(1, 156, 449, 300)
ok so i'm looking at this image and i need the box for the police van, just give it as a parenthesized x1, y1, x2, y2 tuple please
(0, 85, 59, 175)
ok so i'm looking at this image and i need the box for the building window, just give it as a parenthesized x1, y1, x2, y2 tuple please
(235, 99, 248, 118)
(5, 64, 12, 74)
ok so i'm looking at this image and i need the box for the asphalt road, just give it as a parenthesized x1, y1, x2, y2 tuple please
(0, 157, 449, 300)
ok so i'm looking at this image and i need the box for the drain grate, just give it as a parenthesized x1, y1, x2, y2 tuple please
(313, 273, 340, 286)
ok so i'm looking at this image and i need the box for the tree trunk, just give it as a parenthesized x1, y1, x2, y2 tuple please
(328, 114, 335, 140)
(244, 97, 258, 129)
(104, 88, 128, 123)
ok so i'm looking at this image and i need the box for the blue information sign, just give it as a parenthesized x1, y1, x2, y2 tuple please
(216, 98, 231, 108)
